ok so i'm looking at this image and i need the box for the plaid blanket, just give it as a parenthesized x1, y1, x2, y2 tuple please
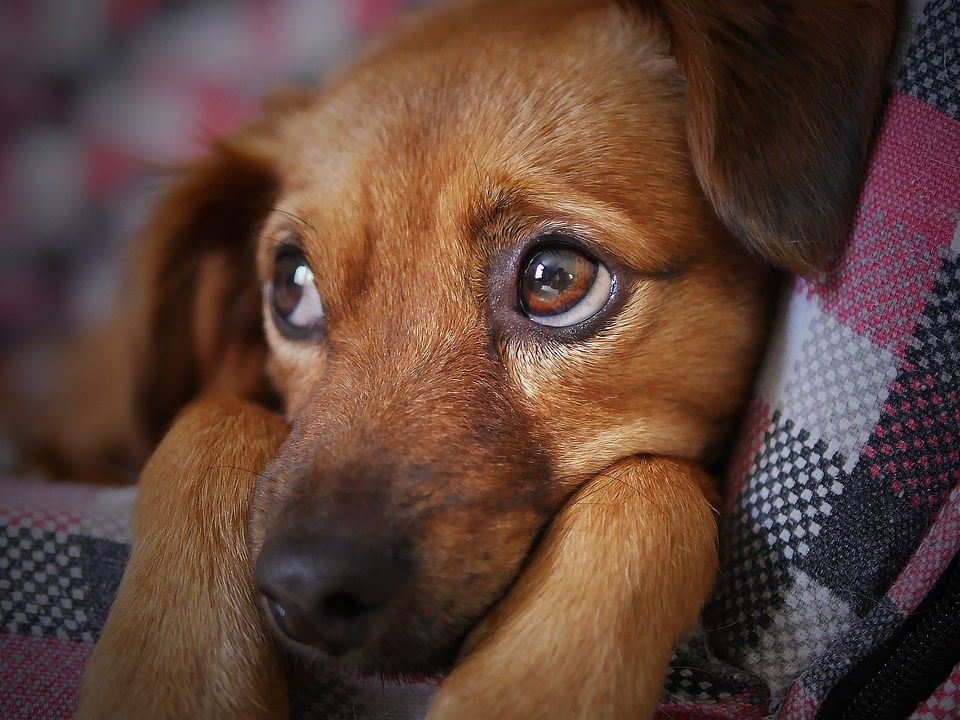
(697, 1, 960, 718)
(1, 0, 958, 718)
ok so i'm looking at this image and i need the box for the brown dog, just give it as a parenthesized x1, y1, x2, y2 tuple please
(69, 0, 896, 717)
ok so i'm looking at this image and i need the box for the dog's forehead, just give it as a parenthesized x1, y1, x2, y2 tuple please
(269, 0, 699, 303)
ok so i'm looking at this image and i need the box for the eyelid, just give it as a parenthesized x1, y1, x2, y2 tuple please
(258, 224, 306, 281)
(485, 225, 631, 345)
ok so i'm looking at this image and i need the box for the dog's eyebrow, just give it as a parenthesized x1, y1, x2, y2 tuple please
(468, 185, 694, 282)
(463, 183, 532, 256)
(264, 207, 319, 241)
(471, 183, 524, 231)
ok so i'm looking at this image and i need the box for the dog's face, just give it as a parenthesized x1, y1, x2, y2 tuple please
(248, 0, 767, 672)
(129, 0, 893, 677)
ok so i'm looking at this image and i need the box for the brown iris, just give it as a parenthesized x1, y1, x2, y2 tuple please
(272, 248, 307, 319)
(270, 245, 324, 339)
(520, 243, 599, 319)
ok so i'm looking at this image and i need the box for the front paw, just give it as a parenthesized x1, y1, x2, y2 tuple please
(75, 396, 289, 719)
(425, 456, 718, 720)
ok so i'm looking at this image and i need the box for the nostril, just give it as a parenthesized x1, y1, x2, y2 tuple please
(258, 579, 368, 655)
(323, 592, 370, 622)
(265, 596, 292, 636)
(262, 593, 320, 645)
(267, 597, 287, 625)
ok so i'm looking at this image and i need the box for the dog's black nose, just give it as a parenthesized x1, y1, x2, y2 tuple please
(254, 533, 402, 656)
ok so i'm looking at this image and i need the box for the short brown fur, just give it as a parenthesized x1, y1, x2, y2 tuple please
(68, 0, 895, 717)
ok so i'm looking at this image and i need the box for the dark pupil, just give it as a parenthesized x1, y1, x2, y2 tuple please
(534, 261, 574, 296)
(521, 245, 596, 316)
(272, 250, 307, 319)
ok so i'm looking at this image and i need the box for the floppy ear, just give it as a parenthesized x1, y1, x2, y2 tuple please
(629, 0, 897, 273)
(131, 88, 309, 443)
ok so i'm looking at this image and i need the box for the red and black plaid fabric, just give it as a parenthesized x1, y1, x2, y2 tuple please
(665, 0, 960, 716)
(1, 0, 957, 718)
(0, 479, 133, 719)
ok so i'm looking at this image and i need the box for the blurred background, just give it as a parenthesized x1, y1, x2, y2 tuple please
(0, 0, 451, 476)
(0, 0, 437, 347)
(0, 0, 435, 467)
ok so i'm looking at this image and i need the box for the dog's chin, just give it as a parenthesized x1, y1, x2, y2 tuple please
(257, 596, 470, 678)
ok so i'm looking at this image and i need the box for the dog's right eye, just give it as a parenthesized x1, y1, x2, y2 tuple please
(270, 247, 324, 339)
(518, 241, 612, 328)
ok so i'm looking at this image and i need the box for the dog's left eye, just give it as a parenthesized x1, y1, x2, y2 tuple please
(270, 247, 324, 339)
(519, 241, 612, 327)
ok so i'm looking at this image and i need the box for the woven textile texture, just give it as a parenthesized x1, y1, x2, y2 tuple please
(1, 0, 958, 718)
(697, 0, 960, 716)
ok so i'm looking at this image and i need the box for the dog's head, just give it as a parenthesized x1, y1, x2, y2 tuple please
(133, 0, 894, 674)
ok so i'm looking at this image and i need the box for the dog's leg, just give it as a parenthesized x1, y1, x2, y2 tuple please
(75, 395, 288, 720)
(428, 455, 718, 720)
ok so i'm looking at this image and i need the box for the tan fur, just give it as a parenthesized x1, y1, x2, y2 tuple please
(75, 396, 288, 719)
(68, 0, 896, 717)
(430, 457, 719, 719)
